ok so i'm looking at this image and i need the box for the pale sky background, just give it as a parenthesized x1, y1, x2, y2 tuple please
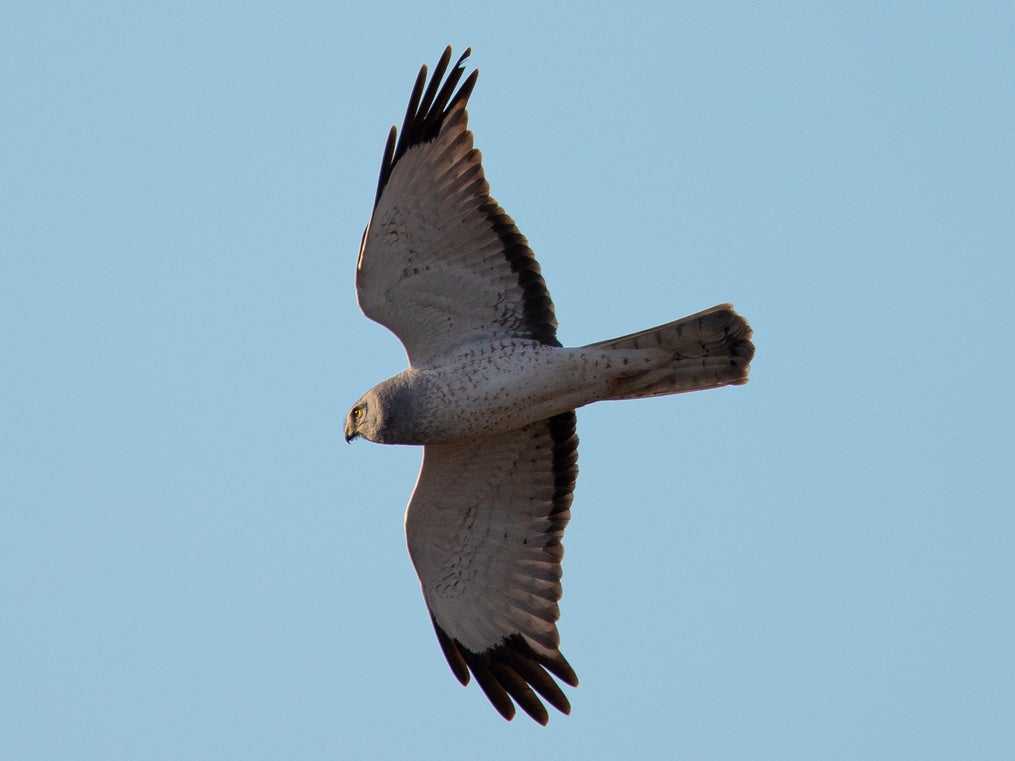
(3, 2, 1013, 759)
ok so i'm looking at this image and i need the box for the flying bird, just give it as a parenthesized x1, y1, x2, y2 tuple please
(346, 46, 754, 724)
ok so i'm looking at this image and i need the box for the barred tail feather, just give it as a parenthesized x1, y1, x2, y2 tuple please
(587, 304, 754, 400)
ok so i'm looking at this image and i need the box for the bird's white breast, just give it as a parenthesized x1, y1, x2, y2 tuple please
(409, 340, 607, 442)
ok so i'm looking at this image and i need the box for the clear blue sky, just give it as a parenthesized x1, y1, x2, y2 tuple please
(3, 2, 1013, 759)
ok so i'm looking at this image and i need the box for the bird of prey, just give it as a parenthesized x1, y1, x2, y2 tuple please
(346, 46, 754, 724)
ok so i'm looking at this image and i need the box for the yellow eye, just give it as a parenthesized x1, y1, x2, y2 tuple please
(352, 406, 363, 419)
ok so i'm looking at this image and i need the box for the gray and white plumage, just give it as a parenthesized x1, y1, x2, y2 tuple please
(346, 47, 754, 724)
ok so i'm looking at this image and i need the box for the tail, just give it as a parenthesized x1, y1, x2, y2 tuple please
(586, 304, 754, 400)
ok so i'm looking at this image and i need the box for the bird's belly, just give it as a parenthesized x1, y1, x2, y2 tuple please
(419, 343, 607, 441)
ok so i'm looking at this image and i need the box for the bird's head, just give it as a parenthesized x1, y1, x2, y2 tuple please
(344, 375, 423, 445)
(344, 390, 378, 443)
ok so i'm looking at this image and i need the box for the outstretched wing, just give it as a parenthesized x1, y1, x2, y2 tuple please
(356, 47, 560, 368)
(404, 412, 580, 724)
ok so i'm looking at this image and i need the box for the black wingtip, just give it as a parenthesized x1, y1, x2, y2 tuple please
(431, 621, 578, 724)
(430, 614, 471, 686)
(373, 46, 478, 207)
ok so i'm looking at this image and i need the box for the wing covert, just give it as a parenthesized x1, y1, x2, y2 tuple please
(356, 47, 560, 367)
(404, 412, 579, 724)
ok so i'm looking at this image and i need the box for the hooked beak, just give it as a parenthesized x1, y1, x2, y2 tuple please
(344, 421, 357, 444)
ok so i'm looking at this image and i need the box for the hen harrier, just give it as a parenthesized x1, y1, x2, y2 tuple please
(346, 47, 754, 724)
